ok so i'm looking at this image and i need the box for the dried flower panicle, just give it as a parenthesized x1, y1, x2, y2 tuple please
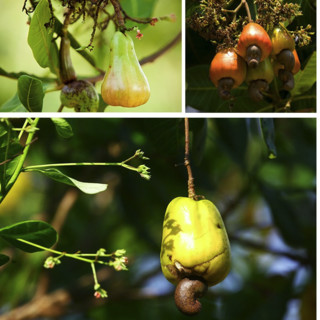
(187, 0, 243, 49)
(187, 0, 313, 50)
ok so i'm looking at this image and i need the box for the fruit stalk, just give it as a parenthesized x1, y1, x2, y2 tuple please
(59, 9, 76, 84)
(184, 118, 196, 199)
(110, 0, 125, 29)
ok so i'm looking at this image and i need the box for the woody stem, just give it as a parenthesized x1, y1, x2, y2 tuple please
(243, 0, 252, 22)
(184, 118, 196, 199)
(110, 0, 125, 29)
(223, 0, 252, 22)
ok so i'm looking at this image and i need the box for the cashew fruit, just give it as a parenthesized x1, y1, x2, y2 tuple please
(101, 31, 150, 107)
(271, 26, 295, 56)
(209, 49, 247, 100)
(246, 58, 274, 102)
(160, 197, 231, 286)
(237, 22, 272, 68)
(60, 80, 99, 112)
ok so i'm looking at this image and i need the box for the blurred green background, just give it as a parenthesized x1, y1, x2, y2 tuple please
(0, 0, 181, 112)
(0, 118, 316, 319)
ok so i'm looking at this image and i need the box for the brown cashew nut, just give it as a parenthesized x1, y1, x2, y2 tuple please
(277, 49, 295, 72)
(248, 79, 269, 102)
(174, 278, 208, 316)
(218, 78, 235, 100)
(278, 69, 295, 91)
(246, 44, 262, 68)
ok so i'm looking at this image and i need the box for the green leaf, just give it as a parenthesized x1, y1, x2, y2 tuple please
(214, 119, 249, 168)
(98, 94, 108, 112)
(75, 45, 88, 52)
(121, 0, 157, 29)
(27, 0, 59, 73)
(260, 119, 277, 159)
(17, 75, 44, 112)
(0, 93, 27, 112)
(291, 51, 316, 96)
(0, 253, 10, 266)
(0, 220, 58, 253)
(0, 121, 23, 189)
(186, 65, 273, 112)
(51, 118, 74, 138)
(190, 118, 207, 166)
(260, 185, 313, 248)
(26, 168, 108, 194)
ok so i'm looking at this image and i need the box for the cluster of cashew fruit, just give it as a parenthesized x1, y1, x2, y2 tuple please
(160, 197, 231, 315)
(60, 30, 150, 111)
(210, 22, 301, 101)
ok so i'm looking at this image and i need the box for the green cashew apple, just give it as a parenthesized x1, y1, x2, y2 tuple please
(60, 80, 99, 112)
(101, 31, 150, 108)
(160, 197, 231, 315)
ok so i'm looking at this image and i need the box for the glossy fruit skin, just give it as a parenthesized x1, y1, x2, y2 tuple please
(246, 58, 274, 84)
(271, 26, 295, 56)
(292, 49, 301, 74)
(210, 49, 246, 88)
(160, 197, 231, 287)
(60, 80, 99, 112)
(246, 58, 274, 102)
(101, 31, 150, 107)
(237, 23, 272, 66)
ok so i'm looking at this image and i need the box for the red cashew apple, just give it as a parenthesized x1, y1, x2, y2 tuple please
(209, 49, 247, 99)
(237, 22, 272, 68)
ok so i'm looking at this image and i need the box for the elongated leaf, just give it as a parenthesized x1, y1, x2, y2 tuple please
(0, 220, 58, 253)
(291, 52, 316, 96)
(0, 253, 10, 266)
(0, 93, 27, 113)
(98, 94, 108, 112)
(121, 0, 157, 29)
(215, 119, 248, 167)
(27, 0, 59, 73)
(190, 118, 207, 166)
(261, 185, 314, 247)
(25, 168, 107, 194)
(51, 118, 74, 138)
(186, 65, 272, 112)
(0, 121, 23, 189)
(17, 75, 44, 112)
(260, 119, 277, 159)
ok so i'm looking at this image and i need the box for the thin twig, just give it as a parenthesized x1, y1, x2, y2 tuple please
(184, 118, 196, 198)
(222, 0, 252, 22)
(0, 137, 38, 166)
(139, 32, 181, 65)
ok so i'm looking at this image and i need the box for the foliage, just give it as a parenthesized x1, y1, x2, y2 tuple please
(0, 118, 315, 320)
